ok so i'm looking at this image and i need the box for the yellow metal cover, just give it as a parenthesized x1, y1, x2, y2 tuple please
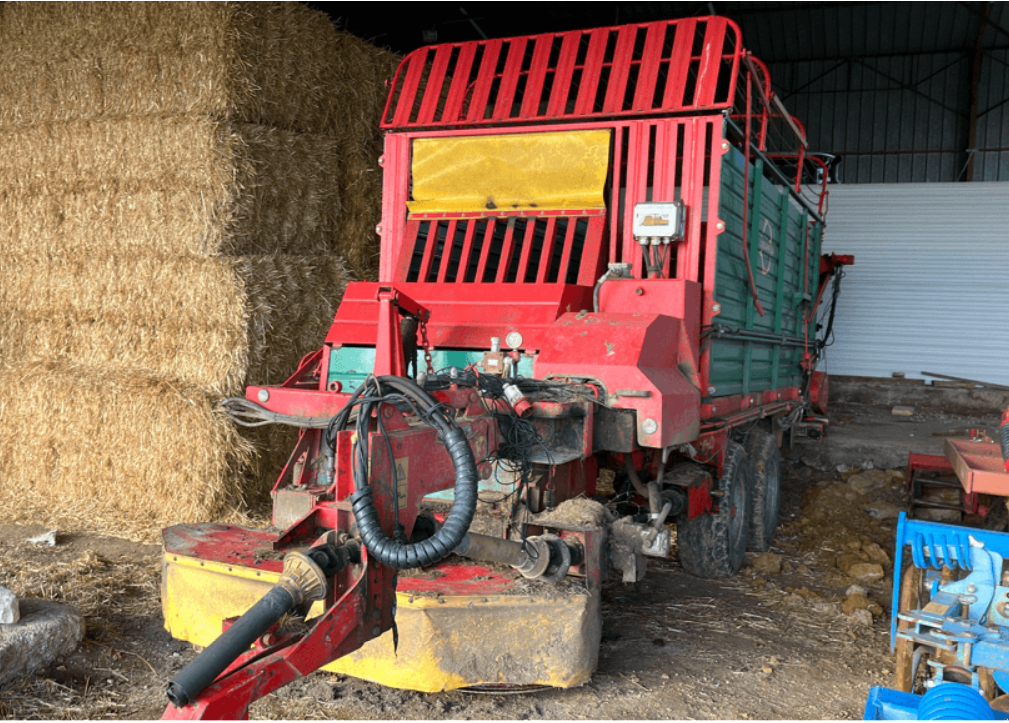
(162, 553, 600, 692)
(408, 130, 611, 216)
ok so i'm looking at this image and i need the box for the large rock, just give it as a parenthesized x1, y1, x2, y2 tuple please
(0, 599, 84, 685)
(751, 552, 782, 575)
(863, 542, 892, 568)
(848, 562, 885, 584)
(865, 501, 903, 520)
(0, 586, 18, 624)
(842, 592, 873, 614)
(847, 470, 890, 494)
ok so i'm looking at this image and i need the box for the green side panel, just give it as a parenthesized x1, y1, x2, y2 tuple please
(709, 145, 822, 399)
(328, 347, 535, 392)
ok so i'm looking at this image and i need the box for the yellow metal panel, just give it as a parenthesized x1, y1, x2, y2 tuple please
(162, 553, 600, 692)
(327, 592, 600, 692)
(408, 130, 611, 216)
(161, 554, 324, 649)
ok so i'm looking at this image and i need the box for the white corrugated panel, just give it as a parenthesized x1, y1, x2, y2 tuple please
(821, 183, 1009, 386)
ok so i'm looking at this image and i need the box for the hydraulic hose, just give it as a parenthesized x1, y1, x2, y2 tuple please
(344, 375, 478, 570)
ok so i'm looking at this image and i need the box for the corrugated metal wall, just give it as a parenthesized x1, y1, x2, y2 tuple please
(744, 0, 1009, 184)
(821, 182, 1009, 385)
(977, 48, 1009, 181)
(767, 52, 1008, 183)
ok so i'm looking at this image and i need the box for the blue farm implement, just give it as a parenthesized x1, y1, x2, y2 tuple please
(864, 514, 1009, 719)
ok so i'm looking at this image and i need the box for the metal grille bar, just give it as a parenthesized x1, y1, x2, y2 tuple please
(404, 217, 602, 285)
(382, 17, 741, 129)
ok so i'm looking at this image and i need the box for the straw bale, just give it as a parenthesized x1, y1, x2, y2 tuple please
(0, 116, 237, 198)
(0, 360, 255, 539)
(0, 253, 350, 394)
(0, 118, 341, 256)
(0, 2, 343, 133)
(333, 152, 384, 280)
(322, 33, 400, 279)
(230, 123, 343, 255)
(326, 30, 401, 156)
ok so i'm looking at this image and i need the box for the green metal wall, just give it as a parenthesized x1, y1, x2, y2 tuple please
(707, 145, 822, 399)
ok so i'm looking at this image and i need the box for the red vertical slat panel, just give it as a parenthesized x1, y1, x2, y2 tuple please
(436, 220, 460, 283)
(519, 36, 554, 117)
(609, 126, 625, 265)
(418, 221, 440, 282)
(441, 44, 477, 123)
(392, 48, 429, 127)
(678, 120, 697, 279)
(416, 46, 453, 125)
(517, 219, 538, 281)
(577, 218, 608, 286)
(602, 26, 638, 113)
(573, 29, 609, 115)
(682, 119, 710, 281)
(557, 218, 579, 283)
(495, 219, 519, 283)
(383, 134, 412, 282)
(545, 32, 581, 117)
(536, 218, 559, 283)
(467, 39, 503, 122)
(662, 19, 696, 110)
(474, 220, 498, 281)
(694, 17, 727, 108)
(699, 118, 726, 396)
(623, 123, 651, 278)
(457, 220, 479, 282)
(398, 221, 422, 281)
(493, 37, 527, 119)
(631, 23, 666, 111)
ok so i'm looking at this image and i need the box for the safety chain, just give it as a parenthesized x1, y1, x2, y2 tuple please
(418, 313, 434, 375)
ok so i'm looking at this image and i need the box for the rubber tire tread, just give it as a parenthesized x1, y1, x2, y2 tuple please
(677, 440, 753, 579)
(743, 427, 782, 552)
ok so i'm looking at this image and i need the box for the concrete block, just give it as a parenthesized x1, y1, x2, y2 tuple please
(0, 599, 84, 685)
(0, 586, 18, 624)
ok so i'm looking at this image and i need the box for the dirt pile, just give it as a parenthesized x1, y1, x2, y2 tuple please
(0, 2, 398, 540)
(744, 467, 906, 628)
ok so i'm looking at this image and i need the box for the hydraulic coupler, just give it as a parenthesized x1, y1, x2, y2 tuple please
(166, 541, 358, 708)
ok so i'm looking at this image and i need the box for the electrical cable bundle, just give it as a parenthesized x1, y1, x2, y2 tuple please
(816, 267, 845, 350)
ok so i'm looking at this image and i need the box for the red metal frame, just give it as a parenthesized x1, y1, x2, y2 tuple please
(945, 438, 1009, 496)
(378, 117, 726, 288)
(163, 16, 853, 717)
(382, 17, 742, 130)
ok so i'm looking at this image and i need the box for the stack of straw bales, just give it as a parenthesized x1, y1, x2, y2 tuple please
(0, 2, 400, 539)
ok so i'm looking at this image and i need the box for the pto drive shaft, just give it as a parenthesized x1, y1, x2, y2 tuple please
(166, 541, 358, 709)
(454, 531, 583, 584)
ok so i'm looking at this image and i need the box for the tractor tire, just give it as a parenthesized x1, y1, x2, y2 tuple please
(743, 427, 782, 552)
(677, 440, 753, 579)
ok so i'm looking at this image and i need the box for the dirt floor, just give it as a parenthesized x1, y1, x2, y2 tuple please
(0, 385, 1006, 720)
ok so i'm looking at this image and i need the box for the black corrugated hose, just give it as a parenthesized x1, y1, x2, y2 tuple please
(325, 375, 477, 570)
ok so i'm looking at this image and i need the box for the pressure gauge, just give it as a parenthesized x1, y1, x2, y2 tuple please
(505, 331, 523, 350)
